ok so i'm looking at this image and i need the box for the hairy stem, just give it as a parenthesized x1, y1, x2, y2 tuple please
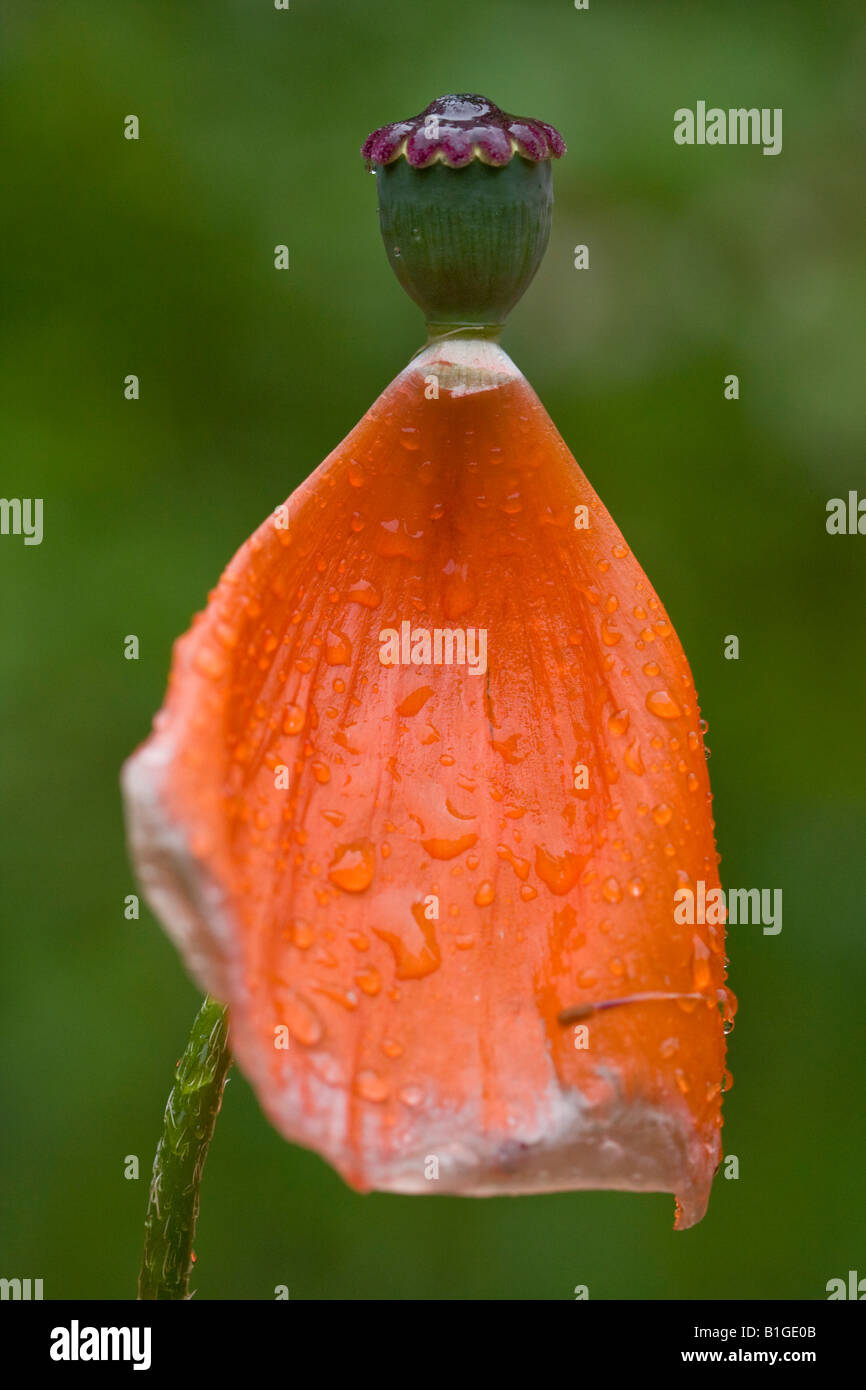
(138, 995, 231, 1300)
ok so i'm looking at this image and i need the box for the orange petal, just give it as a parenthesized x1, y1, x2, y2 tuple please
(123, 339, 732, 1228)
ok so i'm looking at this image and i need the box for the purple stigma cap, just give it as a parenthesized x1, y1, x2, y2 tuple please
(362, 93, 566, 170)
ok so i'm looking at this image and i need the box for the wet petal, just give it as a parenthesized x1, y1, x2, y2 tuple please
(124, 339, 730, 1228)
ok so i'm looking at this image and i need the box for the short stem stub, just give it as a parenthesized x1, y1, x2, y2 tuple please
(138, 995, 231, 1301)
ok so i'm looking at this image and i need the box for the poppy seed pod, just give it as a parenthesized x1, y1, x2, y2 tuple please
(123, 95, 734, 1229)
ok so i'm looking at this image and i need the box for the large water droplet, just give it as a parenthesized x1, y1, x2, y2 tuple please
(326, 630, 352, 665)
(345, 579, 381, 608)
(442, 559, 476, 619)
(374, 902, 441, 979)
(608, 708, 630, 736)
(355, 966, 382, 996)
(328, 840, 376, 893)
(718, 985, 738, 1034)
(282, 704, 305, 735)
(397, 686, 434, 717)
(421, 833, 478, 860)
(646, 689, 682, 720)
(624, 739, 645, 775)
(535, 846, 585, 895)
(375, 517, 423, 558)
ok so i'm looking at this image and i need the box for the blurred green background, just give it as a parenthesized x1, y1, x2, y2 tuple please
(2, 0, 865, 1300)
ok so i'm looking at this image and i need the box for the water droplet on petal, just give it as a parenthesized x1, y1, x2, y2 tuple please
(328, 840, 376, 893)
(421, 834, 478, 860)
(345, 579, 381, 608)
(290, 919, 314, 949)
(608, 708, 630, 736)
(397, 686, 434, 717)
(692, 934, 711, 990)
(602, 876, 623, 904)
(624, 739, 645, 775)
(501, 491, 523, 514)
(718, 986, 738, 1034)
(277, 990, 324, 1047)
(374, 903, 441, 979)
(399, 1084, 424, 1108)
(646, 689, 682, 720)
(193, 647, 227, 679)
(282, 704, 305, 735)
(536, 846, 584, 895)
(326, 630, 352, 665)
(355, 1069, 389, 1102)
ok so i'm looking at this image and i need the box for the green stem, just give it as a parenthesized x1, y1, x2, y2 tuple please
(138, 995, 231, 1300)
